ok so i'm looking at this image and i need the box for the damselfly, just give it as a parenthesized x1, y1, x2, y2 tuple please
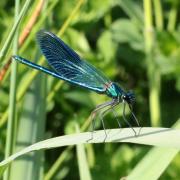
(13, 30, 140, 140)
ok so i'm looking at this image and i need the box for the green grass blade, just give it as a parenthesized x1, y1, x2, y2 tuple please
(0, 127, 180, 176)
(127, 119, 180, 180)
(167, 1, 178, 32)
(143, 0, 161, 127)
(76, 124, 91, 180)
(9, 74, 46, 180)
(44, 147, 72, 180)
(3, 0, 20, 179)
(153, 0, 163, 30)
(127, 147, 178, 180)
(0, 0, 33, 61)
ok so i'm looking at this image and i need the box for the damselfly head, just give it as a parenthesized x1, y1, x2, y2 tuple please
(122, 91, 135, 105)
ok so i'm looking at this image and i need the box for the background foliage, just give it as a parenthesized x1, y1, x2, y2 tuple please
(0, 0, 179, 179)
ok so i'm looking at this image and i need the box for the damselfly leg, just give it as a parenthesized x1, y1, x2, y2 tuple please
(122, 101, 137, 136)
(88, 100, 117, 141)
(88, 99, 140, 141)
(128, 104, 141, 135)
(122, 101, 141, 136)
(98, 102, 121, 141)
(111, 106, 122, 129)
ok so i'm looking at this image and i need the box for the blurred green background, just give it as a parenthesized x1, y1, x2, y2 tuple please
(0, 0, 180, 179)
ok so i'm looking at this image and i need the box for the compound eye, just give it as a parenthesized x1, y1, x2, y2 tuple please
(121, 95, 126, 100)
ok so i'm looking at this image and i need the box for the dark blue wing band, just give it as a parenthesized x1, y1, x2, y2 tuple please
(36, 30, 111, 93)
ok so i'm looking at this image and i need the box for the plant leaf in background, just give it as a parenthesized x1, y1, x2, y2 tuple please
(111, 19, 144, 51)
(76, 123, 91, 180)
(127, 120, 180, 180)
(8, 73, 46, 180)
(116, 0, 144, 27)
(97, 30, 117, 63)
(0, 0, 32, 61)
(155, 30, 180, 82)
(74, 0, 113, 24)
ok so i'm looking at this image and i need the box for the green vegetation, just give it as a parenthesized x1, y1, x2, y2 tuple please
(0, 0, 179, 179)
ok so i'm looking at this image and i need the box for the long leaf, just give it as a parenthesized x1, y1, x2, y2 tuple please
(127, 119, 180, 180)
(9, 73, 46, 180)
(0, 127, 180, 176)
(76, 124, 91, 180)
